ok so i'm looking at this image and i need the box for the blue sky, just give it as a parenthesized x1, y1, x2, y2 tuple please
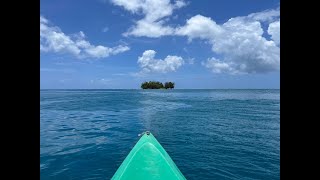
(40, 0, 280, 89)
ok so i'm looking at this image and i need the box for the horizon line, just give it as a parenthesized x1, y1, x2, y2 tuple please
(40, 88, 280, 90)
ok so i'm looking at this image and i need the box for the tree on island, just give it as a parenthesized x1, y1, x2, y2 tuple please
(164, 82, 174, 89)
(141, 81, 164, 89)
(141, 81, 175, 89)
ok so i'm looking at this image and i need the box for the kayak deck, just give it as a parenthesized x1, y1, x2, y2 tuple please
(112, 131, 186, 180)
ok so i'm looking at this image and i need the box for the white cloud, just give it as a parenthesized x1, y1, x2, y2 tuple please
(110, 2, 280, 74)
(202, 57, 235, 74)
(40, 16, 48, 24)
(110, 45, 130, 54)
(40, 16, 130, 58)
(268, 20, 280, 45)
(174, 0, 187, 8)
(247, 8, 280, 23)
(175, 10, 280, 74)
(110, 0, 141, 13)
(111, 0, 186, 38)
(138, 50, 184, 73)
(175, 15, 223, 41)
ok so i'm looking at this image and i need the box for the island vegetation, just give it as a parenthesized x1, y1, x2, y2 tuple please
(141, 81, 175, 89)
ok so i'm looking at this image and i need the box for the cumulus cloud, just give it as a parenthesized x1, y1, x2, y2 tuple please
(202, 57, 235, 74)
(110, 1, 280, 74)
(138, 50, 184, 73)
(40, 16, 130, 58)
(175, 15, 223, 42)
(268, 20, 280, 46)
(111, 0, 186, 37)
(176, 10, 280, 74)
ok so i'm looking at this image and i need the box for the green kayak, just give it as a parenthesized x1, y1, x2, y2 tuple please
(111, 131, 186, 180)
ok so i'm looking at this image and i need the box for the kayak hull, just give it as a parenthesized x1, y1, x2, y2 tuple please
(111, 132, 186, 180)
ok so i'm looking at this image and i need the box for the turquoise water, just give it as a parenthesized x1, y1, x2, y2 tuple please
(40, 89, 280, 179)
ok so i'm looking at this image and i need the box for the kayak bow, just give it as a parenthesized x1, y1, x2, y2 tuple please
(112, 131, 186, 180)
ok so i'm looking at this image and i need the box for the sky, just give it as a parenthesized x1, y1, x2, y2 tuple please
(40, 0, 280, 89)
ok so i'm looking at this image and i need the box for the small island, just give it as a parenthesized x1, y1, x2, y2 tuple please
(141, 81, 175, 89)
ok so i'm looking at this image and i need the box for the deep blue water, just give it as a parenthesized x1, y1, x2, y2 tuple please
(40, 89, 280, 180)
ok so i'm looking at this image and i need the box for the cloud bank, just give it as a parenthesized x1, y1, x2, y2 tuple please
(111, 0, 280, 74)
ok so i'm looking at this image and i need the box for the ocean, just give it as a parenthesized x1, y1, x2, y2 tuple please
(40, 89, 280, 179)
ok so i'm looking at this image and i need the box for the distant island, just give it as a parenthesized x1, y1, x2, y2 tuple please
(141, 81, 175, 89)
